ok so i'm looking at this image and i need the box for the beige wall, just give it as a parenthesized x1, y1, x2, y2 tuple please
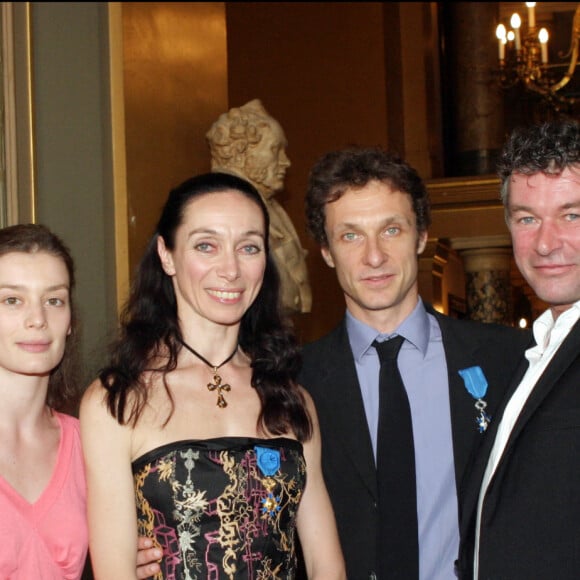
(31, 2, 116, 383)
(121, 2, 229, 268)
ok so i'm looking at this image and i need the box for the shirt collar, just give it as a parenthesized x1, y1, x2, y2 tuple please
(531, 300, 580, 354)
(346, 298, 431, 362)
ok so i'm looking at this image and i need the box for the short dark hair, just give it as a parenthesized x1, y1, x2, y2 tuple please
(498, 119, 580, 206)
(305, 146, 431, 246)
(0, 223, 80, 412)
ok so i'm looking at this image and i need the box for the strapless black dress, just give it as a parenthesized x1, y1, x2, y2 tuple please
(132, 437, 306, 579)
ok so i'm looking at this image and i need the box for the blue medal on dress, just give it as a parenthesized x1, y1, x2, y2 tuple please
(458, 366, 492, 432)
(255, 446, 282, 518)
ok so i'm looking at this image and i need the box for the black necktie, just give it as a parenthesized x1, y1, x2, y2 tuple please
(373, 336, 419, 579)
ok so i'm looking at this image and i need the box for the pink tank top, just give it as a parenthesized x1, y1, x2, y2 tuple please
(0, 412, 88, 579)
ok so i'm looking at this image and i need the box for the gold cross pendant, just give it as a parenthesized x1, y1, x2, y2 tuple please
(207, 370, 231, 408)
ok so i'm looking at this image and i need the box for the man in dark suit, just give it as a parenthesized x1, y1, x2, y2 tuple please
(300, 147, 530, 580)
(457, 120, 580, 579)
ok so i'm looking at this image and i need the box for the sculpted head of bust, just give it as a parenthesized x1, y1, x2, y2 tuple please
(206, 99, 291, 199)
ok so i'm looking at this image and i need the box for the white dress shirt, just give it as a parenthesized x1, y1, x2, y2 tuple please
(473, 301, 580, 578)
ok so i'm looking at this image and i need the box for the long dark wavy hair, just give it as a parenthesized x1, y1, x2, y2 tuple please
(100, 172, 311, 441)
(0, 223, 80, 413)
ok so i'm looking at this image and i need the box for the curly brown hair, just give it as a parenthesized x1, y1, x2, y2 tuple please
(305, 146, 431, 247)
(498, 120, 580, 208)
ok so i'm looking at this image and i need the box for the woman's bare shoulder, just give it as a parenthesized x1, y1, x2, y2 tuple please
(79, 378, 112, 423)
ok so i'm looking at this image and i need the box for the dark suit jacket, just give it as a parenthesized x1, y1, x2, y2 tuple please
(299, 307, 530, 580)
(457, 317, 580, 580)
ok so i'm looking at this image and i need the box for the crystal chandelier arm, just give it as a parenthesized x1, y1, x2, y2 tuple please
(550, 4, 580, 92)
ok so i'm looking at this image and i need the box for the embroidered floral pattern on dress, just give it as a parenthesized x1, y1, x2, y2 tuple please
(133, 438, 305, 580)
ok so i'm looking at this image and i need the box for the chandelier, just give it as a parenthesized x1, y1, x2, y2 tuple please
(494, 2, 580, 110)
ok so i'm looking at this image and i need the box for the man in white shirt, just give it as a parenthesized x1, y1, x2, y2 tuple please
(457, 119, 580, 579)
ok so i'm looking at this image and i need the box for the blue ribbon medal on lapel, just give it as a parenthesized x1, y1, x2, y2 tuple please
(255, 446, 282, 519)
(458, 366, 492, 433)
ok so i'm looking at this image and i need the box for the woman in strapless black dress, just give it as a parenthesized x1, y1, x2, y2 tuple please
(80, 172, 345, 580)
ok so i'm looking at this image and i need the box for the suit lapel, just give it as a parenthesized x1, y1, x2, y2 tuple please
(434, 312, 532, 493)
(457, 318, 580, 551)
(457, 352, 530, 540)
(435, 312, 485, 487)
(320, 322, 378, 498)
(500, 317, 580, 460)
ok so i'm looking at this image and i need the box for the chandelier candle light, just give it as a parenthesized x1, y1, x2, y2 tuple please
(494, 2, 580, 108)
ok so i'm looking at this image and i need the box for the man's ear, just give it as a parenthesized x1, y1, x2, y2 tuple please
(320, 246, 335, 268)
(417, 230, 428, 255)
(157, 235, 176, 276)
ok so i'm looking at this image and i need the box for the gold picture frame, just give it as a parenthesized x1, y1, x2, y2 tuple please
(1, 2, 35, 225)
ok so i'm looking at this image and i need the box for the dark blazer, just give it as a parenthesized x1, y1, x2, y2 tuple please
(299, 307, 530, 580)
(457, 317, 580, 580)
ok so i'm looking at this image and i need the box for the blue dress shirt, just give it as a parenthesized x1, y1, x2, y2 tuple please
(346, 298, 459, 580)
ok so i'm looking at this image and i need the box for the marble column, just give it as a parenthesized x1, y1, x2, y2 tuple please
(443, 2, 504, 176)
(460, 246, 513, 324)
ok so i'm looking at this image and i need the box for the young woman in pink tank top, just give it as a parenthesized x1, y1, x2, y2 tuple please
(0, 224, 87, 579)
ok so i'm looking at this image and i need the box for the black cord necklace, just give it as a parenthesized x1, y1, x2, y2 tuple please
(179, 339, 238, 408)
